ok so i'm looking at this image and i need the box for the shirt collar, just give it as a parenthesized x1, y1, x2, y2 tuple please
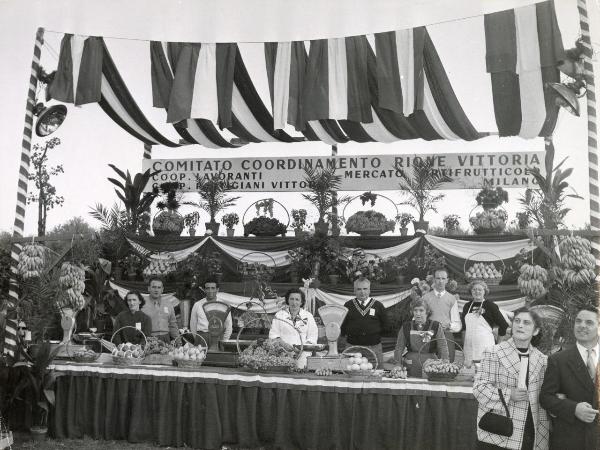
(434, 290, 446, 297)
(576, 340, 600, 365)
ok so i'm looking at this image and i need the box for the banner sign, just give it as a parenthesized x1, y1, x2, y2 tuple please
(142, 151, 545, 192)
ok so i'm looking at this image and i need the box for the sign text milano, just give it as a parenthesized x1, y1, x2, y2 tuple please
(142, 152, 544, 192)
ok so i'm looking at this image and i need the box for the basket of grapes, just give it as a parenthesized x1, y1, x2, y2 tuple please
(142, 336, 174, 365)
(110, 327, 147, 366)
(238, 338, 297, 373)
(170, 333, 208, 368)
(420, 339, 463, 382)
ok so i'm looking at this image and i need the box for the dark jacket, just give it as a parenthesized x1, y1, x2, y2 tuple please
(341, 298, 387, 345)
(539, 345, 598, 450)
(113, 310, 152, 345)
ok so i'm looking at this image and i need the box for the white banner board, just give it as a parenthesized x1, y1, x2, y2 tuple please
(142, 151, 545, 192)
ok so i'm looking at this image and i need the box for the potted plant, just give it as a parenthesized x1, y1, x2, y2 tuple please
(221, 212, 239, 237)
(183, 211, 201, 236)
(515, 211, 530, 230)
(476, 187, 509, 210)
(323, 257, 348, 286)
(291, 209, 307, 237)
(397, 158, 452, 233)
(395, 213, 414, 236)
(443, 214, 461, 233)
(302, 167, 350, 235)
(192, 172, 241, 235)
(153, 182, 185, 237)
(345, 250, 385, 285)
(345, 210, 395, 236)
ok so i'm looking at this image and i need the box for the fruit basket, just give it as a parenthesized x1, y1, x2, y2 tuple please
(170, 333, 208, 368)
(342, 346, 382, 379)
(419, 338, 463, 382)
(67, 342, 100, 363)
(464, 252, 505, 286)
(110, 326, 147, 366)
(142, 336, 174, 365)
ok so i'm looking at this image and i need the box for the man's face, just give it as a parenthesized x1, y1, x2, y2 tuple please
(574, 310, 599, 345)
(205, 282, 218, 302)
(354, 280, 370, 301)
(433, 271, 448, 292)
(149, 280, 164, 300)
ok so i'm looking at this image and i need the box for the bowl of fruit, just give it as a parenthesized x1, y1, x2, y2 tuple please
(422, 359, 461, 381)
(71, 347, 100, 363)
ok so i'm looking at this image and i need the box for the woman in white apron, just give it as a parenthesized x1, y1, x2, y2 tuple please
(462, 280, 509, 368)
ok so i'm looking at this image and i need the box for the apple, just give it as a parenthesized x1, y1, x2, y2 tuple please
(360, 363, 369, 371)
(117, 351, 125, 357)
(366, 363, 373, 370)
(346, 365, 353, 371)
(351, 363, 360, 371)
(361, 357, 368, 365)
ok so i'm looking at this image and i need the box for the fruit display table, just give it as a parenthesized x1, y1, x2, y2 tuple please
(50, 360, 478, 450)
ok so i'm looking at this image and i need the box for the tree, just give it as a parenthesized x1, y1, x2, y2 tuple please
(45, 217, 100, 266)
(27, 137, 64, 236)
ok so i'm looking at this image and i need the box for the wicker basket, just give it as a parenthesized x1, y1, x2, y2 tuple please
(66, 341, 100, 363)
(172, 333, 207, 368)
(110, 326, 147, 366)
(419, 338, 463, 382)
(464, 252, 505, 286)
(342, 345, 379, 375)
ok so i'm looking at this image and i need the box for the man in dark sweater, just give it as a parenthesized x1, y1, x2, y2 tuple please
(341, 277, 388, 368)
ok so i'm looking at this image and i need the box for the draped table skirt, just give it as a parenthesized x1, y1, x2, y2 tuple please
(51, 362, 477, 450)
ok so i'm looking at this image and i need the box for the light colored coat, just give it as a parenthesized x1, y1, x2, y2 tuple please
(473, 339, 551, 450)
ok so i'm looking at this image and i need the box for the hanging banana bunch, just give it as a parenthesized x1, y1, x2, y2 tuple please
(17, 243, 46, 279)
(57, 262, 87, 310)
(557, 236, 597, 286)
(518, 264, 548, 300)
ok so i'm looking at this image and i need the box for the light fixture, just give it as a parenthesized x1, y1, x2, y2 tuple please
(33, 68, 68, 137)
(547, 39, 587, 117)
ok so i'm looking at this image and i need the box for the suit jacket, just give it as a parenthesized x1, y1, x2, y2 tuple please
(473, 339, 550, 450)
(539, 345, 598, 450)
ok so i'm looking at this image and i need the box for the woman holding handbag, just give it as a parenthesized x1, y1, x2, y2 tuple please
(473, 307, 551, 450)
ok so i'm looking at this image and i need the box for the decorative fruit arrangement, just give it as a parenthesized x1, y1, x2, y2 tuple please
(470, 209, 507, 234)
(389, 366, 408, 379)
(169, 342, 207, 362)
(57, 262, 86, 310)
(518, 264, 548, 299)
(17, 244, 46, 279)
(465, 262, 502, 282)
(557, 236, 596, 285)
(422, 359, 461, 377)
(143, 256, 176, 277)
(314, 368, 333, 376)
(144, 336, 172, 355)
(153, 211, 185, 235)
(239, 338, 296, 371)
(72, 348, 99, 360)
(345, 354, 374, 372)
(111, 342, 144, 359)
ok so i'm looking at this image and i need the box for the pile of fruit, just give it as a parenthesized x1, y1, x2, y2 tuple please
(143, 256, 177, 278)
(518, 264, 548, 299)
(557, 236, 596, 285)
(17, 244, 46, 279)
(72, 348, 98, 361)
(314, 368, 333, 376)
(239, 338, 296, 371)
(144, 336, 172, 355)
(153, 211, 185, 235)
(465, 262, 503, 283)
(111, 342, 144, 359)
(422, 359, 461, 378)
(57, 262, 86, 310)
(345, 354, 374, 372)
(470, 209, 508, 234)
(389, 366, 408, 379)
(169, 342, 207, 362)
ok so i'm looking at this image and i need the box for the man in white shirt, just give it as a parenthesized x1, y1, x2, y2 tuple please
(540, 306, 599, 450)
(422, 269, 461, 361)
(189, 278, 232, 347)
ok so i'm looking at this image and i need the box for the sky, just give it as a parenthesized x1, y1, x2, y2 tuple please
(0, 0, 595, 237)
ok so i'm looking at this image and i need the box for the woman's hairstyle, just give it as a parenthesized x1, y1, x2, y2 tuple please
(512, 306, 543, 347)
(284, 288, 306, 307)
(125, 290, 146, 308)
(410, 298, 431, 317)
(468, 280, 489, 296)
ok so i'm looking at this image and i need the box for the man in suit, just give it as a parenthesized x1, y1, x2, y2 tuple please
(422, 268, 461, 361)
(540, 305, 599, 450)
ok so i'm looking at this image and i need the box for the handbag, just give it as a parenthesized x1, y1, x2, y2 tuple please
(478, 388, 514, 437)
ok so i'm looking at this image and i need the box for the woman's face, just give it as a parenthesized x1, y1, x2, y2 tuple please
(126, 294, 141, 312)
(413, 306, 427, 324)
(288, 293, 302, 313)
(471, 284, 486, 301)
(512, 312, 538, 344)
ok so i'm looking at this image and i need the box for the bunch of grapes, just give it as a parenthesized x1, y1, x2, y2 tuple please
(315, 368, 333, 376)
(239, 338, 296, 370)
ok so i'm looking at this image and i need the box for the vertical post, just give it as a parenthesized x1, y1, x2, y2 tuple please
(143, 143, 152, 159)
(331, 145, 339, 236)
(3, 28, 45, 358)
(578, 0, 600, 268)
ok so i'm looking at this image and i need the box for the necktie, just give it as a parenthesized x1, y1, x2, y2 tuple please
(587, 349, 596, 379)
(437, 292, 442, 298)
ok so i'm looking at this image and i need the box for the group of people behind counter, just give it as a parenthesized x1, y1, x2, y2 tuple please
(111, 271, 597, 450)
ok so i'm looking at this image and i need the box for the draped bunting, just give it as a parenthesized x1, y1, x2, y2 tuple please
(484, 0, 564, 138)
(423, 235, 534, 260)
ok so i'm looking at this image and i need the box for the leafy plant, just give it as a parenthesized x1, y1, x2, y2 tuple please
(287, 234, 344, 279)
(359, 191, 378, 207)
(291, 209, 307, 231)
(397, 158, 452, 222)
(191, 172, 240, 224)
(302, 166, 350, 226)
(476, 187, 509, 209)
(395, 213, 414, 229)
(515, 212, 531, 230)
(156, 182, 182, 212)
(89, 203, 130, 263)
(183, 211, 201, 230)
(255, 199, 274, 217)
(346, 250, 385, 282)
(390, 244, 446, 279)
(244, 217, 286, 237)
(345, 210, 395, 234)
(221, 212, 240, 229)
(442, 214, 461, 231)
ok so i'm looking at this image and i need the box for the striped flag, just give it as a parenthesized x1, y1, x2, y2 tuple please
(484, 0, 564, 138)
(49, 34, 103, 105)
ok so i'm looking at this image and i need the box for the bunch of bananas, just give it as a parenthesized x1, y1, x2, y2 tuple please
(17, 244, 46, 279)
(57, 262, 86, 310)
(518, 264, 548, 299)
(557, 236, 597, 286)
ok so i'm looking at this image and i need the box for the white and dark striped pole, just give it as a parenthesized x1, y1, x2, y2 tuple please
(577, 0, 600, 268)
(143, 143, 152, 159)
(3, 28, 44, 358)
